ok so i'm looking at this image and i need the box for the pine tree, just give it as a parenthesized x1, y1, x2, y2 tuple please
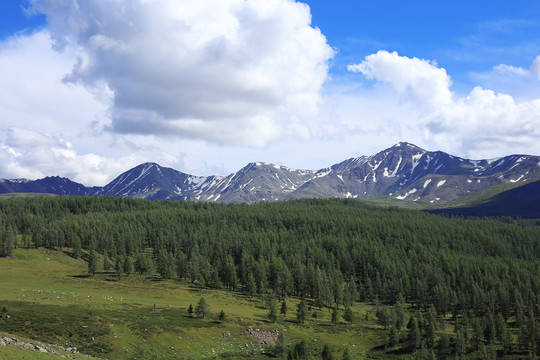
(455, 329, 467, 357)
(424, 307, 436, 348)
(341, 348, 352, 360)
(293, 339, 308, 360)
(388, 325, 399, 348)
(72, 235, 82, 259)
(246, 273, 256, 297)
(0, 226, 15, 257)
(343, 307, 355, 325)
(124, 256, 134, 276)
(218, 309, 226, 322)
(268, 300, 278, 323)
(394, 293, 406, 329)
(175, 251, 187, 279)
(274, 331, 288, 359)
(103, 251, 111, 271)
(321, 344, 334, 360)
(88, 250, 98, 276)
(195, 297, 209, 319)
(115, 256, 124, 278)
(376, 307, 390, 329)
(297, 298, 307, 324)
(408, 317, 421, 350)
(436, 332, 450, 358)
(332, 304, 339, 325)
(187, 304, 194, 317)
(281, 300, 288, 318)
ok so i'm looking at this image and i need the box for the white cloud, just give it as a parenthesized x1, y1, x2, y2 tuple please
(5, 128, 62, 148)
(529, 55, 540, 80)
(347, 50, 453, 110)
(27, 0, 334, 146)
(347, 51, 540, 158)
(470, 55, 540, 100)
(0, 127, 132, 185)
(490, 55, 540, 82)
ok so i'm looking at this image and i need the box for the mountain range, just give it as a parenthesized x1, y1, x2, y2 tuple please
(1, 142, 539, 205)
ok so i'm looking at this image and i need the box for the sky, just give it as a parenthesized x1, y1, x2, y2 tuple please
(0, 0, 539, 186)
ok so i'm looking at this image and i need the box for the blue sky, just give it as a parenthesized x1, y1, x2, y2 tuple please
(0, 0, 539, 185)
(306, 0, 540, 91)
(0, 0, 44, 39)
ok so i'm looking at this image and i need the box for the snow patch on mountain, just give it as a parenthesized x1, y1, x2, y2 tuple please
(396, 188, 417, 200)
(411, 153, 424, 174)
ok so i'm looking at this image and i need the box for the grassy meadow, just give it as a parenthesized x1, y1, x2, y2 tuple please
(1, 247, 389, 359)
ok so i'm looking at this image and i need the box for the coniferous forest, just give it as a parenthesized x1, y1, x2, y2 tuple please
(0, 195, 539, 358)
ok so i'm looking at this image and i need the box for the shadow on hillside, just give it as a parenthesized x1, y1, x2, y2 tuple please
(69, 274, 91, 278)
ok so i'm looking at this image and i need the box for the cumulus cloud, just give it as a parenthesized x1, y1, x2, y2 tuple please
(347, 50, 453, 110)
(347, 51, 540, 158)
(0, 31, 110, 135)
(27, 0, 334, 146)
(0, 126, 192, 186)
(1, 128, 101, 184)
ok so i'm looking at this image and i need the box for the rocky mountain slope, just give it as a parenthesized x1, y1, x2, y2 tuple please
(1, 142, 539, 204)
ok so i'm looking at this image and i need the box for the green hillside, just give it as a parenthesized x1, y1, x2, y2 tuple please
(0, 196, 539, 359)
(428, 179, 540, 218)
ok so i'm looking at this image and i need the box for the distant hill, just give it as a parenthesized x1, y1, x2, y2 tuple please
(428, 179, 540, 218)
(1, 142, 539, 206)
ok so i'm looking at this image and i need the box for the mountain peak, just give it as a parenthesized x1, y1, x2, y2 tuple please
(134, 162, 161, 169)
(390, 142, 425, 151)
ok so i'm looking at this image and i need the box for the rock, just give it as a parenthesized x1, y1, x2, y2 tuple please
(37, 346, 48, 353)
(0, 340, 6, 346)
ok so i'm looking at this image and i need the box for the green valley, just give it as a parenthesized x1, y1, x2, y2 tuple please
(0, 196, 539, 359)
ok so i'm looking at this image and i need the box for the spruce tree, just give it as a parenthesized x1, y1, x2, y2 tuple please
(332, 304, 339, 325)
(408, 317, 421, 350)
(297, 299, 307, 324)
(268, 300, 278, 323)
(343, 307, 355, 325)
(195, 297, 209, 319)
(218, 309, 226, 322)
(88, 250, 98, 276)
(72, 235, 82, 259)
(281, 300, 288, 318)
(388, 325, 399, 348)
(321, 344, 334, 360)
(274, 331, 288, 359)
(425, 307, 436, 348)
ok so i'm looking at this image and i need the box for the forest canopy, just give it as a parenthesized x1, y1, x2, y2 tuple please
(0, 196, 538, 322)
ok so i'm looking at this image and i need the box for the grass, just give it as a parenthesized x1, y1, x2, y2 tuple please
(1, 247, 528, 359)
(0, 248, 389, 359)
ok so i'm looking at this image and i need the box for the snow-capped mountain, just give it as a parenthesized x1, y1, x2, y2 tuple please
(1, 142, 539, 204)
(94, 162, 222, 201)
(290, 142, 540, 203)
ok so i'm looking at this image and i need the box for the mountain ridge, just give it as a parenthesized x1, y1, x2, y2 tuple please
(1, 142, 539, 204)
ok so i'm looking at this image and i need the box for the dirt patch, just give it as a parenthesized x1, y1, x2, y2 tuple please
(244, 327, 280, 345)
